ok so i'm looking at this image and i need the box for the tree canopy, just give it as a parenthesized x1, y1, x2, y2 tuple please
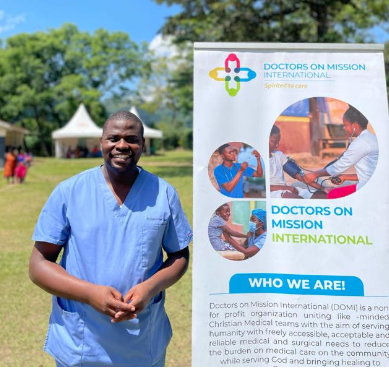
(154, 0, 389, 43)
(0, 23, 149, 155)
(150, 0, 389, 133)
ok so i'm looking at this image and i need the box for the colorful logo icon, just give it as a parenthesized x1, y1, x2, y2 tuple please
(209, 53, 257, 97)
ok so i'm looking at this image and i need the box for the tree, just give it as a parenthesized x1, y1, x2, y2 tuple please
(135, 38, 193, 149)
(153, 0, 389, 124)
(0, 24, 149, 155)
(155, 0, 389, 43)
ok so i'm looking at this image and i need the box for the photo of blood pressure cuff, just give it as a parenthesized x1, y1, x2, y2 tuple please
(208, 142, 266, 199)
(269, 97, 378, 200)
(208, 201, 267, 261)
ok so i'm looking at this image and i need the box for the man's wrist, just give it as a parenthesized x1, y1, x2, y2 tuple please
(141, 279, 159, 298)
(82, 282, 99, 305)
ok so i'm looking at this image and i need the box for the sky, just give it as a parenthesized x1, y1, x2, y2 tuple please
(0, 0, 181, 45)
(0, 1, 388, 46)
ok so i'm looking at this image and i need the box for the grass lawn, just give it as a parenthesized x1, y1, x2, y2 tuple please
(0, 150, 193, 367)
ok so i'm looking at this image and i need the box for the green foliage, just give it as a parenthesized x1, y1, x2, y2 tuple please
(135, 40, 193, 149)
(0, 24, 149, 155)
(152, 0, 389, 121)
(385, 42, 389, 89)
(155, 0, 389, 43)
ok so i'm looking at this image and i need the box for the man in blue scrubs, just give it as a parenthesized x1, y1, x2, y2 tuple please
(29, 111, 192, 366)
(214, 144, 263, 198)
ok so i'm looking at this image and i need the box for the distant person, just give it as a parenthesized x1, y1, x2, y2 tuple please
(208, 203, 247, 251)
(15, 159, 27, 183)
(214, 144, 263, 198)
(66, 146, 73, 159)
(17, 150, 26, 163)
(25, 151, 33, 168)
(92, 145, 99, 157)
(303, 105, 378, 198)
(29, 111, 192, 366)
(14, 149, 28, 183)
(3, 148, 17, 184)
(79, 147, 85, 158)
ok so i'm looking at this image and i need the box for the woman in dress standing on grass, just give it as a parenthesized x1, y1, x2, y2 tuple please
(3, 148, 17, 184)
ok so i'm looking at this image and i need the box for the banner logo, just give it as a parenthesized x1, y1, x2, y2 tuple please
(209, 53, 256, 97)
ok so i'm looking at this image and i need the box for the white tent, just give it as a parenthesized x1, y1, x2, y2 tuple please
(52, 104, 103, 158)
(51, 104, 164, 158)
(130, 106, 163, 155)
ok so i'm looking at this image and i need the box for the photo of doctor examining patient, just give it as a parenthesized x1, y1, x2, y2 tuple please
(208, 201, 267, 261)
(270, 97, 378, 199)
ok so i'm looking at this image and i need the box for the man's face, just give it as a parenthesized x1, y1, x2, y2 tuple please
(101, 119, 144, 173)
(221, 146, 236, 162)
(343, 118, 355, 137)
(269, 133, 281, 153)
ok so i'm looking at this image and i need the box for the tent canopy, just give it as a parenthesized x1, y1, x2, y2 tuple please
(52, 104, 103, 139)
(52, 104, 102, 158)
(51, 104, 164, 158)
(130, 106, 163, 139)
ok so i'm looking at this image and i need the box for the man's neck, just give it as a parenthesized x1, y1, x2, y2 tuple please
(355, 128, 366, 137)
(255, 228, 265, 237)
(102, 164, 139, 205)
(102, 164, 139, 187)
(223, 160, 233, 168)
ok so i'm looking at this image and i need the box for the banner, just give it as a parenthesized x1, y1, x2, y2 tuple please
(193, 43, 389, 367)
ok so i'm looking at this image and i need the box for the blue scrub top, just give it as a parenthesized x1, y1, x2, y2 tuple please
(248, 232, 267, 250)
(33, 167, 192, 366)
(214, 163, 254, 198)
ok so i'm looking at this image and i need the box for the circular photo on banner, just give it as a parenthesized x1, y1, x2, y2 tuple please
(269, 97, 378, 199)
(208, 201, 267, 261)
(208, 142, 266, 199)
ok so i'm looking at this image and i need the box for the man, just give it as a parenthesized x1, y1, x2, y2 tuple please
(224, 209, 267, 259)
(29, 111, 192, 367)
(214, 144, 263, 198)
(302, 105, 378, 198)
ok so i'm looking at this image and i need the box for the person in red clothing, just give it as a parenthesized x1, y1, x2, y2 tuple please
(3, 148, 18, 184)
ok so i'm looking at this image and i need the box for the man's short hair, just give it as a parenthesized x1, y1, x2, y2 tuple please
(103, 111, 144, 137)
(343, 105, 368, 129)
(218, 144, 230, 155)
(271, 125, 280, 135)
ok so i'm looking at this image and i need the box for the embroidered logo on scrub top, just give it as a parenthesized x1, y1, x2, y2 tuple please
(147, 218, 167, 224)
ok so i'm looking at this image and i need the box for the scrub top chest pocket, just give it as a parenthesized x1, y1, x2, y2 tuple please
(141, 218, 167, 268)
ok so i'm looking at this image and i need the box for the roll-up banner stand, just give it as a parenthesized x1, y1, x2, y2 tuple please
(193, 43, 389, 367)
